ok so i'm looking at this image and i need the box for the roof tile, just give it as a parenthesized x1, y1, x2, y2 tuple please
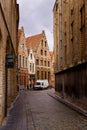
(26, 33, 43, 52)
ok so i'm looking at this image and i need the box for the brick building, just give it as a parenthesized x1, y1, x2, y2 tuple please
(18, 27, 29, 90)
(26, 31, 51, 81)
(53, 0, 87, 109)
(49, 51, 55, 87)
(0, 0, 19, 124)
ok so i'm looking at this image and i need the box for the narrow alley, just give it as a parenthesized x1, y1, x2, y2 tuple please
(0, 88, 87, 130)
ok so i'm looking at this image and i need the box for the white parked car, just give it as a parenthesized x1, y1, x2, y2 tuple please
(34, 80, 49, 90)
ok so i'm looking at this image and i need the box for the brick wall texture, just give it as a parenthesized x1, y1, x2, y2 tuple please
(0, 0, 19, 124)
(53, 0, 87, 107)
(18, 28, 29, 89)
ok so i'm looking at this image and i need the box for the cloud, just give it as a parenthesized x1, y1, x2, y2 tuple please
(17, 0, 55, 50)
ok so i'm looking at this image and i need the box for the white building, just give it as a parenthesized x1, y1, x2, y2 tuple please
(27, 47, 36, 87)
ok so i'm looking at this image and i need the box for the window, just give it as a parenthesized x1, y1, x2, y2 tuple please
(45, 41, 47, 47)
(60, 39, 62, 49)
(41, 49, 43, 55)
(44, 61, 46, 66)
(21, 56, 23, 67)
(30, 63, 31, 71)
(30, 53, 32, 59)
(71, 21, 74, 41)
(23, 56, 24, 67)
(45, 51, 47, 56)
(37, 71, 39, 79)
(41, 60, 43, 66)
(22, 44, 25, 52)
(71, 8, 74, 16)
(36, 59, 39, 65)
(26, 58, 27, 68)
(30, 63, 34, 73)
(41, 40, 43, 46)
(33, 64, 34, 72)
(41, 71, 43, 79)
(48, 72, 50, 80)
(48, 61, 50, 67)
(19, 55, 21, 67)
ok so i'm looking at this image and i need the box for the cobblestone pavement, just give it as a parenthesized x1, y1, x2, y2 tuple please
(0, 88, 87, 130)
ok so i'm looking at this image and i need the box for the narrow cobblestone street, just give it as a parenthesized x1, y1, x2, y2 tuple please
(0, 88, 87, 130)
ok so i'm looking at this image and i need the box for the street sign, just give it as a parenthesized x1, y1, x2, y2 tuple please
(6, 54, 14, 68)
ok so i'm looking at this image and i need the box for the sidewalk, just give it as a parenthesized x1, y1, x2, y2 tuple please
(48, 88, 87, 117)
(0, 91, 28, 130)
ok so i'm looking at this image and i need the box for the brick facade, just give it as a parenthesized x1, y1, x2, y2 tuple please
(26, 31, 51, 82)
(53, 0, 87, 109)
(18, 27, 29, 90)
(0, 0, 19, 124)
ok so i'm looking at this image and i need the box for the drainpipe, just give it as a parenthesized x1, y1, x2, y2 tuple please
(60, 0, 63, 70)
(60, 0, 65, 98)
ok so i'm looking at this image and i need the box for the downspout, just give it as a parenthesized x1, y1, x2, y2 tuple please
(59, 0, 63, 70)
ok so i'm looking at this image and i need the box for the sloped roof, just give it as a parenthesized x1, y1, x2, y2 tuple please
(26, 33, 44, 52)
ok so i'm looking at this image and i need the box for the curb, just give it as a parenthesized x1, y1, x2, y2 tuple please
(48, 92, 87, 117)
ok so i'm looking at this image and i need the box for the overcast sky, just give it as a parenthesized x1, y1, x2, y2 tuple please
(17, 0, 55, 51)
